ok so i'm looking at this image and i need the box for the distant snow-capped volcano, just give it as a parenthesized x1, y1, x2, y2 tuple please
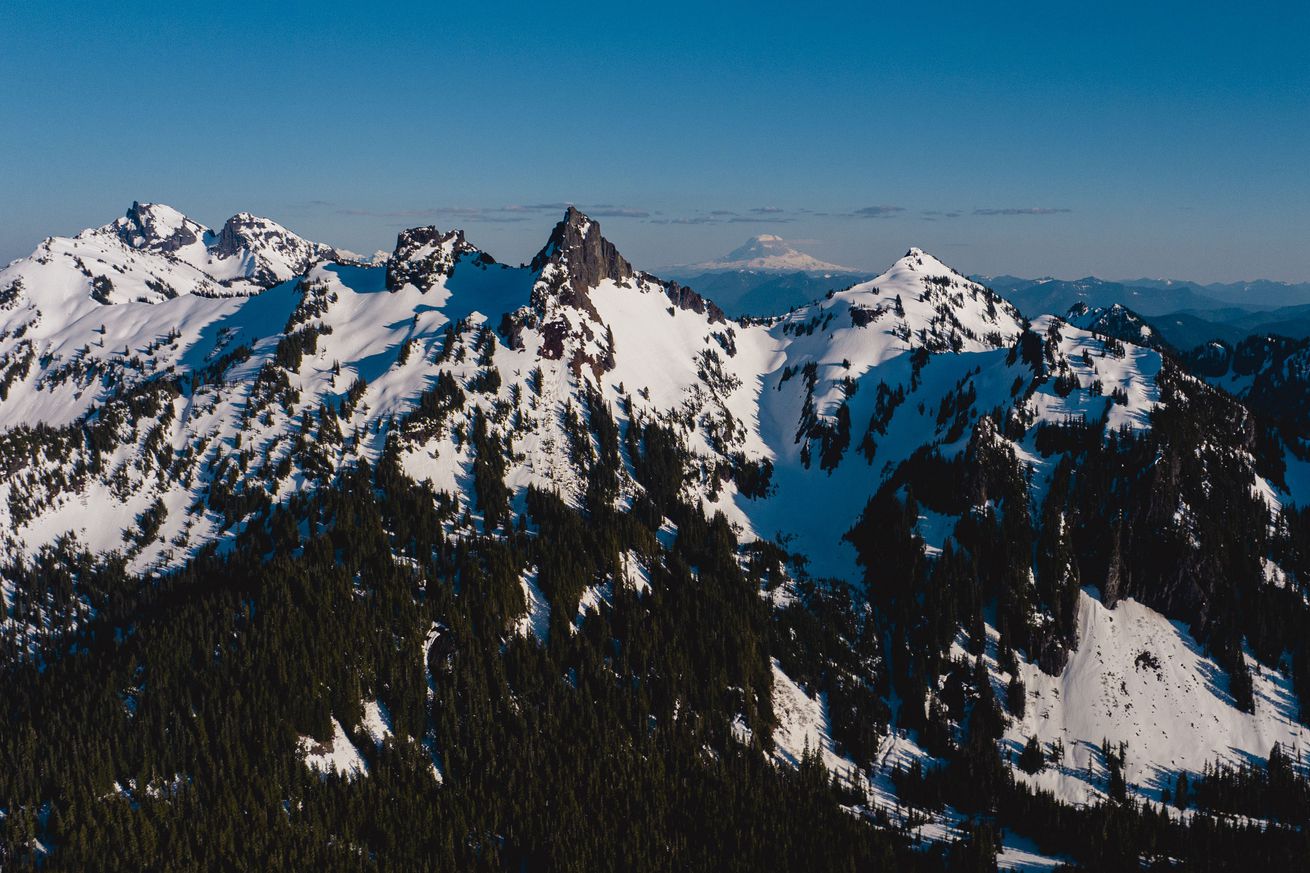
(662, 235, 867, 316)
(683, 234, 856, 274)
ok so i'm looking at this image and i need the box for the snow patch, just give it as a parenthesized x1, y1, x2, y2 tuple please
(299, 717, 367, 779)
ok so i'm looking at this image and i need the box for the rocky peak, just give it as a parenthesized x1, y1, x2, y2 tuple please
(522, 208, 637, 375)
(1064, 301, 1172, 355)
(895, 246, 955, 276)
(213, 212, 306, 258)
(530, 207, 633, 307)
(114, 202, 205, 254)
(804, 247, 1026, 355)
(212, 212, 335, 285)
(386, 226, 480, 293)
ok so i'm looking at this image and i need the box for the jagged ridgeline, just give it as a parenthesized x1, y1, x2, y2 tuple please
(2, 204, 1310, 869)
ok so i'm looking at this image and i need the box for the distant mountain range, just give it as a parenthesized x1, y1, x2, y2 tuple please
(975, 274, 1310, 355)
(1129, 277, 1310, 309)
(979, 275, 1226, 317)
(981, 274, 1310, 318)
(1147, 304, 1310, 349)
(661, 242, 1310, 332)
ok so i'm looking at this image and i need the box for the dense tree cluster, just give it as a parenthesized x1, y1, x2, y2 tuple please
(0, 423, 940, 871)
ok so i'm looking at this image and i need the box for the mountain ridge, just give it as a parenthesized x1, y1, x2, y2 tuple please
(5, 202, 1310, 869)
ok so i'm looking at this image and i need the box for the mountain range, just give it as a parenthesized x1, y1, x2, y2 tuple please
(983, 274, 1310, 317)
(657, 239, 1310, 347)
(4, 204, 1310, 869)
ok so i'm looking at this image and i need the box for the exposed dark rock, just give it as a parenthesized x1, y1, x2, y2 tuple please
(539, 318, 569, 361)
(524, 208, 726, 373)
(213, 213, 337, 286)
(528, 208, 629, 370)
(656, 277, 726, 324)
(498, 311, 530, 351)
(528, 207, 727, 322)
(530, 207, 633, 308)
(386, 226, 478, 293)
(116, 202, 201, 254)
(849, 304, 879, 328)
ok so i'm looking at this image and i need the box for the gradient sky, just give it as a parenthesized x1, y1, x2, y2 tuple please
(2, 1, 1307, 282)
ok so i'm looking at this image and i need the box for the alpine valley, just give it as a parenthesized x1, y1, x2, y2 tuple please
(5, 203, 1310, 871)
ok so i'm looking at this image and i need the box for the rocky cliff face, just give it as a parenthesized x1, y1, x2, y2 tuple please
(213, 212, 338, 285)
(113, 201, 205, 254)
(523, 208, 726, 373)
(525, 208, 631, 373)
(386, 226, 481, 293)
(530, 206, 633, 310)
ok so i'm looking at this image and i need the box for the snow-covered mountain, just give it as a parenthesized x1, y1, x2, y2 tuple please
(682, 234, 857, 274)
(4, 203, 1310, 867)
(663, 235, 870, 316)
(1064, 302, 1175, 355)
(1, 201, 337, 314)
(0, 211, 1017, 579)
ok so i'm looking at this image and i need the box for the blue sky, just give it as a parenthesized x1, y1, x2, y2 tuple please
(2, 1, 1307, 282)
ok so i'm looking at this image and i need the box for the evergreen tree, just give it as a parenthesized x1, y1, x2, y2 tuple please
(1018, 736, 1045, 775)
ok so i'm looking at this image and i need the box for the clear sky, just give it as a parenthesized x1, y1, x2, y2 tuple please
(2, 1, 1307, 282)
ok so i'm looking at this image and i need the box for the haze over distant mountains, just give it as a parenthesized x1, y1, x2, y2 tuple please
(661, 235, 870, 316)
(980, 274, 1310, 317)
(978, 274, 1310, 352)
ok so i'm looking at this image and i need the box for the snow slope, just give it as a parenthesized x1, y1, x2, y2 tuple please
(299, 718, 367, 779)
(1003, 590, 1310, 805)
